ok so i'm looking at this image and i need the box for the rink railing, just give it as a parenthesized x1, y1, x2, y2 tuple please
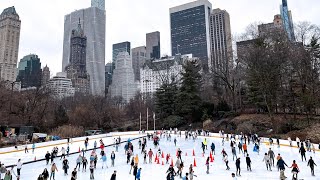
(5, 134, 146, 168)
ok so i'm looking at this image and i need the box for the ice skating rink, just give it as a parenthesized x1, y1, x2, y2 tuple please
(1, 131, 320, 180)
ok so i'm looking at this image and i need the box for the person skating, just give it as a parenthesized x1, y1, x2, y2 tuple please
(32, 143, 35, 153)
(246, 154, 251, 171)
(267, 148, 275, 167)
(82, 157, 88, 172)
(166, 153, 170, 164)
(166, 164, 176, 179)
(243, 143, 248, 156)
(232, 146, 237, 161)
(133, 165, 138, 180)
(289, 160, 299, 180)
(111, 151, 116, 167)
(299, 145, 306, 162)
(45, 151, 51, 165)
(238, 142, 243, 154)
(276, 138, 280, 148)
(224, 154, 230, 170)
(110, 170, 116, 180)
(189, 164, 196, 180)
(263, 153, 272, 171)
(101, 153, 107, 169)
(174, 138, 177, 147)
(50, 151, 55, 164)
(50, 163, 58, 180)
(231, 172, 238, 180)
(4, 170, 12, 180)
(235, 157, 241, 176)
(201, 142, 205, 154)
(129, 157, 134, 174)
(42, 168, 49, 180)
(134, 154, 139, 166)
(76, 155, 82, 171)
(24, 143, 29, 153)
(60, 147, 66, 160)
(71, 168, 77, 180)
(307, 156, 317, 176)
(136, 168, 141, 180)
(177, 148, 182, 161)
(296, 137, 300, 148)
(211, 142, 215, 155)
(16, 159, 22, 179)
(182, 173, 189, 180)
(89, 161, 94, 179)
(205, 157, 210, 174)
(148, 149, 153, 164)
(62, 157, 69, 175)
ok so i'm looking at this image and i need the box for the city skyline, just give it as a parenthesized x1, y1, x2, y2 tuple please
(1, 0, 319, 76)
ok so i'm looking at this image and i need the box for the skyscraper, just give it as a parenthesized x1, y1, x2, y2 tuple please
(132, 46, 146, 81)
(112, 42, 131, 64)
(0, 7, 21, 82)
(146, 31, 160, 59)
(280, 0, 295, 41)
(62, 1, 106, 95)
(65, 20, 90, 95)
(16, 54, 42, 88)
(105, 63, 113, 95)
(170, 0, 212, 70)
(91, 0, 105, 10)
(42, 65, 50, 86)
(109, 52, 139, 103)
(209, 9, 232, 75)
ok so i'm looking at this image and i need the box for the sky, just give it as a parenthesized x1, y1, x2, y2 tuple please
(1, 0, 320, 76)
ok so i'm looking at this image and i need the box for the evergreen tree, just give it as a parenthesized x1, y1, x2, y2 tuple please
(176, 60, 202, 122)
(155, 80, 178, 119)
(54, 105, 69, 125)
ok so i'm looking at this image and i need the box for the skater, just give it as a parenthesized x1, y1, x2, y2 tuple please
(101, 152, 107, 169)
(263, 153, 272, 171)
(148, 149, 153, 164)
(232, 173, 237, 180)
(60, 147, 66, 160)
(246, 154, 251, 171)
(235, 157, 241, 176)
(133, 165, 138, 180)
(16, 159, 22, 178)
(82, 157, 88, 172)
(110, 170, 117, 180)
(62, 157, 69, 175)
(111, 151, 115, 167)
(134, 154, 139, 166)
(238, 142, 243, 154)
(307, 156, 317, 176)
(85, 138, 89, 151)
(243, 143, 248, 156)
(71, 168, 77, 180)
(211, 142, 215, 155)
(182, 173, 189, 180)
(94, 141, 97, 149)
(174, 138, 177, 147)
(296, 137, 300, 147)
(232, 146, 237, 161)
(89, 161, 94, 179)
(224, 155, 230, 170)
(268, 148, 275, 166)
(45, 151, 51, 165)
(76, 155, 82, 171)
(42, 168, 49, 180)
(280, 169, 287, 180)
(299, 145, 306, 162)
(205, 157, 210, 174)
(276, 138, 280, 148)
(288, 137, 292, 147)
(32, 143, 35, 153)
(129, 157, 134, 174)
(4, 170, 13, 180)
(189, 164, 195, 180)
(166, 153, 170, 164)
(136, 168, 141, 180)
(50, 163, 58, 180)
(177, 148, 182, 161)
(290, 160, 299, 180)
(24, 143, 29, 153)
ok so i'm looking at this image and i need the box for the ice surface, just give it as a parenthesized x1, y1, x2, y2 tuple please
(0, 131, 319, 180)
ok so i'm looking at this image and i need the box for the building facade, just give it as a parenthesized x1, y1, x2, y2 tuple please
(280, 0, 295, 41)
(109, 52, 139, 103)
(258, 14, 284, 36)
(105, 62, 112, 95)
(65, 20, 90, 95)
(209, 8, 232, 75)
(91, 0, 105, 10)
(140, 54, 194, 94)
(62, 3, 105, 95)
(16, 54, 42, 88)
(132, 46, 146, 81)
(42, 65, 50, 86)
(0, 7, 21, 82)
(146, 31, 160, 59)
(47, 72, 75, 99)
(170, 0, 212, 70)
(112, 41, 131, 65)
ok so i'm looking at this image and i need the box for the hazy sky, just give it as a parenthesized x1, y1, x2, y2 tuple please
(1, 0, 319, 76)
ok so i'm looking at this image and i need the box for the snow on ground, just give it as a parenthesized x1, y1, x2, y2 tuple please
(1, 132, 320, 180)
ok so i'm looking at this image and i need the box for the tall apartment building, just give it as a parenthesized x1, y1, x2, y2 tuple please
(146, 31, 160, 59)
(112, 41, 131, 64)
(109, 52, 139, 103)
(140, 54, 195, 94)
(280, 0, 295, 41)
(170, 0, 212, 70)
(0, 7, 21, 82)
(209, 8, 232, 75)
(48, 72, 75, 99)
(62, 0, 105, 95)
(132, 46, 146, 81)
(65, 20, 90, 95)
(42, 65, 50, 86)
(258, 14, 284, 36)
(16, 54, 42, 88)
(105, 62, 112, 95)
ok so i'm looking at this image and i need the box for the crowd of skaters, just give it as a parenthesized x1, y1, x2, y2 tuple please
(0, 128, 320, 180)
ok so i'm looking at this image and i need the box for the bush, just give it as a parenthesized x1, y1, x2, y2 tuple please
(162, 115, 185, 129)
(50, 125, 84, 138)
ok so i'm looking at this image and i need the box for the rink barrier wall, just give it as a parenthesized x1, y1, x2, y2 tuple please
(5, 134, 146, 168)
(0, 131, 143, 154)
